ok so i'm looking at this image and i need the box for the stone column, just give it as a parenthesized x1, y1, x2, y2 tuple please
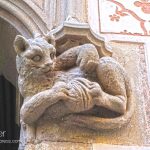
(45, 0, 88, 29)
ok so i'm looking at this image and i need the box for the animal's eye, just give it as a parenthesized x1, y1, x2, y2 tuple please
(32, 55, 42, 62)
(50, 53, 55, 59)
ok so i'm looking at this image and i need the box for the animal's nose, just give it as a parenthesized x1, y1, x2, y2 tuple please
(46, 62, 53, 66)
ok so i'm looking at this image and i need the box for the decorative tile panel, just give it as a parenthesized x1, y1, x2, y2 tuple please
(99, 0, 150, 36)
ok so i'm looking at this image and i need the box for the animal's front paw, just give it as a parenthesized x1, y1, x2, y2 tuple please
(76, 44, 99, 73)
(52, 82, 69, 100)
(83, 59, 99, 73)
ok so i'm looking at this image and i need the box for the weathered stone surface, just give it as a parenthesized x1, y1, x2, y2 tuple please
(25, 143, 150, 150)
(25, 142, 92, 150)
(109, 41, 150, 145)
(93, 144, 150, 150)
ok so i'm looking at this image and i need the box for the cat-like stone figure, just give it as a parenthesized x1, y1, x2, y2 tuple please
(14, 35, 134, 142)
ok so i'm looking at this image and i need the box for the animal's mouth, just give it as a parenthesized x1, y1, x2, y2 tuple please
(43, 69, 51, 73)
(42, 67, 53, 73)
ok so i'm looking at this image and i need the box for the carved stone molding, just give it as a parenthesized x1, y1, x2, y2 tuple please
(49, 21, 112, 57)
(0, 0, 48, 37)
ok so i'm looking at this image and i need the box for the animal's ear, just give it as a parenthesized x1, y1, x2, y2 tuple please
(44, 33, 56, 47)
(14, 35, 29, 55)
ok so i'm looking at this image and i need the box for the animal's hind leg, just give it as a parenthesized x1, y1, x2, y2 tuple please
(96, 57, 127, 114)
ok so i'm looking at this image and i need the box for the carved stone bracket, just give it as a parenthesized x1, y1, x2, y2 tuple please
(49, 21, 112, 57)
(14, 18, 134, 150)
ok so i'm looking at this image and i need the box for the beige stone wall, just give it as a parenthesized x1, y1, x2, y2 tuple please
(110, 41, 150, 145)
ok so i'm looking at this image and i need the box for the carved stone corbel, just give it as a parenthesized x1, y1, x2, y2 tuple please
(14, 21, 134, 150)
(47, 21, 112, 57)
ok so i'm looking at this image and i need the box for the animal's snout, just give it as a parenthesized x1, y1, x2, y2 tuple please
(45, 61, 53, 66)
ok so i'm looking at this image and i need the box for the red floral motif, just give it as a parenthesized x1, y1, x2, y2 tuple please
(109, 6, 128, 22)
(134, 1, 150, 14)
(109, 14, 120, 21)
(115, 6, 128, 16)
(108, 0, 148, 35)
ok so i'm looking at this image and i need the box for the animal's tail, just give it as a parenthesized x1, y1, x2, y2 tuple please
(63, 77, 135, 130)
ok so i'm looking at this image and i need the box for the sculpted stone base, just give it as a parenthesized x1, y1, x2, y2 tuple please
(23, 113, 140, 149)
(25, 142, 91, 150)
(25, 143, 150, 150)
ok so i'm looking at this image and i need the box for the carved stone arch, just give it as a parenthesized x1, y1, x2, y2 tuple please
(0, 0, 49, 38)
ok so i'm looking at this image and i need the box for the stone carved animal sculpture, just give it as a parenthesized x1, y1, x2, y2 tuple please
(14, 35, 134, 142)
